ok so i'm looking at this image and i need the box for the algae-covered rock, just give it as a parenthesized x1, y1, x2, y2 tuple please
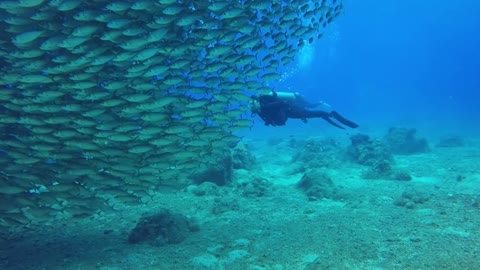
(128, 208, 199, 246)
(384, 127, 430, 154)
(188, 182, 220, 196)
(394, 190, 430, 209)
(361, 160, 412, 181)
(348, 134, 412, 181)
(292, 137, 342, 169)
(232, 169, 274, 197)
(231, 143, 257, 170)
(235, 177, 273, 198)
(348, 134, 393, 166)
(297, 169, 338, 201)
(361, 160, 393, 179)
(192, 155, 233, 186)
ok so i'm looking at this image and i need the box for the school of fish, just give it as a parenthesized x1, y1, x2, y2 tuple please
(0, 0, 344, 227)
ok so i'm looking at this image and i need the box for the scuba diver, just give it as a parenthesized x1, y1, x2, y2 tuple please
(251, 91, 359, 129)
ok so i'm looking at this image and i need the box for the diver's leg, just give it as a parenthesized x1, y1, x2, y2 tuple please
(330, 111, 359, 128)
(289, 109, 329, 119)
(289, 109, 345, 129)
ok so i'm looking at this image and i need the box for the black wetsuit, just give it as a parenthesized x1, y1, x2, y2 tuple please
(256, 93, 359, 129)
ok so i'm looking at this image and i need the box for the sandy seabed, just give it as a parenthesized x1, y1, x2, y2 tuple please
(1, 134, 479, 270)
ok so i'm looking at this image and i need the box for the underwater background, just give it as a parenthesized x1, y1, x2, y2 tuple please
(257, 0, 480, 137)
(1, 0, 480, 269)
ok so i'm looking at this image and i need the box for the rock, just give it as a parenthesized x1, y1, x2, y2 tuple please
(361, 160, 412, 181)
(235, 177, 273, 197)
(292, 137, 342, 169)
(128, 208, 198, 245)
(361, 160, 393, 179)
(232, 143, 257, 170)
(192, 155, 233, 186)
(383, 127, 430, 154)
(189, 182, 219, 196)
(349, 134, 413, 181)
(348, 134, 393, 166)
(394, 190, 429, 209)
(297, 169, 338, 200)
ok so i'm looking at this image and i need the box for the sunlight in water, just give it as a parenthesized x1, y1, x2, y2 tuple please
(275, 43, 315, 84)
(297, 43, 315, 69)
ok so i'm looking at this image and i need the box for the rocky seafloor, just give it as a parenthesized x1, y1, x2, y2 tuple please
(1, 127, 479, 270)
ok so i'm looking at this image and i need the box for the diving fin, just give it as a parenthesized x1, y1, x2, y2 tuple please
(330, 111, 359, 128)
(322, 116, 345, 129)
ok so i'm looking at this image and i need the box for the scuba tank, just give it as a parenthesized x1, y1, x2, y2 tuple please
(267, 91, 299, 101)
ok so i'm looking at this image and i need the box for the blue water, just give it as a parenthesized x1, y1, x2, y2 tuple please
(2, 2, 480, 269)
(258, 0, 480, 136)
